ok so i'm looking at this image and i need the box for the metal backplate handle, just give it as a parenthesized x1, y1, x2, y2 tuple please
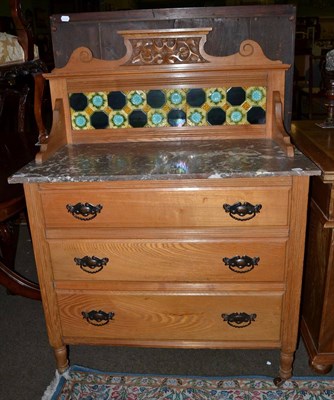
(74, 256, 109, 274)
(223, 202, 262, 221)
(66, 202, 103, 221)
(222, 255, 260, 273)
(82, 310, 115, 326)
(221, 312, 257, 328)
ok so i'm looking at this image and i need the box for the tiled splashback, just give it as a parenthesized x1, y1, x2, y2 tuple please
(69, 86, 266, 130)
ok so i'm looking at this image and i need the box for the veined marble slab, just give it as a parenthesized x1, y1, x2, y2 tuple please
(9, 139, 320, 184)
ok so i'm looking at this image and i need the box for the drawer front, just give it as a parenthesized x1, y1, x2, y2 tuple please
(50, 239, 287, 282)
(41, 187, 290, 229)
(57, 292, 283, 342)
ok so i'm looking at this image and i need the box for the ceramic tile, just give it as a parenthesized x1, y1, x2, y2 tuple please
(69, 86, 267, 130)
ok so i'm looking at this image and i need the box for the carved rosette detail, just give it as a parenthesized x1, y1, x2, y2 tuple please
(127, 37, 208, 65)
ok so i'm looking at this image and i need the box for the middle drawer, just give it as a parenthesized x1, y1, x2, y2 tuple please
(49, 239, 287, 282)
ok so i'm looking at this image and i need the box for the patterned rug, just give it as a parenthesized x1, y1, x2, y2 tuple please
(42, 365, 334, 399)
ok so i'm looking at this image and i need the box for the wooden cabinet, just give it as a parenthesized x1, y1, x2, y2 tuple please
(291, 121, 334, 374)
(9, 28, 319, 383)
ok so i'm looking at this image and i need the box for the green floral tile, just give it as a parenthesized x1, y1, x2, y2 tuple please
(206, 88, 226, 107)
(88, 92, 108, 109)
(187, 108, 207, 126)
(110, 110, 129, 128)
(128, 90, 146, 108)
(227, 107, 247, 125)
(147, 110, 167, 127)
(246, 87, 266, 107)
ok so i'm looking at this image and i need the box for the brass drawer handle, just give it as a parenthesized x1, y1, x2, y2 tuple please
(223, 202, 262, 221)
(74, 256, 109, 274)
(82, 310, 115, 326)
(222, 255, 260, 273)
(221, 312, 257, 328)
(66, 202, 103, 221)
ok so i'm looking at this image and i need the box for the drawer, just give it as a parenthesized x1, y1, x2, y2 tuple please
(57, 292, 283, 342)
(41, 187, 290, 229)
(49, 239, 287, 282)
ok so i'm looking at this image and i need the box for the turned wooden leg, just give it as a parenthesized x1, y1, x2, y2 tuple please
(54, 345, 69, 373)
(274, 351, 294, 386)
(310, 360, 333, 375)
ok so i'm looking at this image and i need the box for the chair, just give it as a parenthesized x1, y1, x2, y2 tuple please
(0, 0, 54, 300)
(0, 80, 42, 300)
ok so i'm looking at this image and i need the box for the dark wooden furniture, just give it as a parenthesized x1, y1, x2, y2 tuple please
(0, 0, 45, 300)
(295, 54, 327, 119)
(290, 120, 334, 374)
(10, 27, 319, 383)
(0, 79, 41, 301)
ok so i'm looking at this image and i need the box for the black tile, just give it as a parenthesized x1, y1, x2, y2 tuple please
(207, 108, 226, 125)
(186, 89, 206, 107)
(108, 91, 127, 110)
(147, 90, 166, 108)
(226, 87, 246, 106)
(167, 109, 186, 127)
(70, 93, 88, 111)
(247, 107, 266, 124)
(129, 110, 147, 127)
(90, 111, 109, 129)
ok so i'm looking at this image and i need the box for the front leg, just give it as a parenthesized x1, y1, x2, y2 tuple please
(54, 345, 69, 373)
(274, 350, 294, 386)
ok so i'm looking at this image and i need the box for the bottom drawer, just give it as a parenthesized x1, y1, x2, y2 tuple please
(57, 292, 283, 342)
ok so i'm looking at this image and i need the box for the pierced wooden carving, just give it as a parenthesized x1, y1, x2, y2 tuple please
(119, 28, 212, 66)
(127, 37, 208, 65)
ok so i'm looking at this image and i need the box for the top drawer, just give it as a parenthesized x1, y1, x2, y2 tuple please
(40, 186, 290, 229)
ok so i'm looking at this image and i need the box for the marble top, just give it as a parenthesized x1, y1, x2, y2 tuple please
(9, 139, 320, 184)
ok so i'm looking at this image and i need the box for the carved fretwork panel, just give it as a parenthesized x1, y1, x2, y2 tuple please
(126, 37, 209, 65)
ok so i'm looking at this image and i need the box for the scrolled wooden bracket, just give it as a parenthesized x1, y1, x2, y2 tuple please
(272, 91, 294, 158)
(35, 98, 68, 164)
(33, 73, 49, 144)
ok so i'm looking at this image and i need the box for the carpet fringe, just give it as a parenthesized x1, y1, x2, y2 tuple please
(41, 369, 70, 400)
